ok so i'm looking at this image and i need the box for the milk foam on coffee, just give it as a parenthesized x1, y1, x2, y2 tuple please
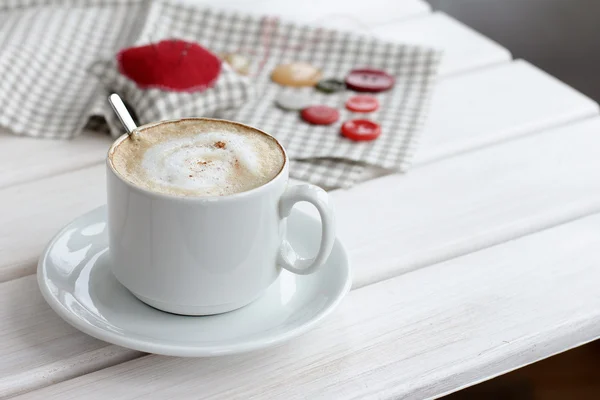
(110, 119, 285, 197)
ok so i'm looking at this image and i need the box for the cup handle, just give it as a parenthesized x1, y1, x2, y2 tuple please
(278, 184, 336, 275)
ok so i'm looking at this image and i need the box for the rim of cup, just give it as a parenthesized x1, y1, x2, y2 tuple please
(106, 117, 289, 203)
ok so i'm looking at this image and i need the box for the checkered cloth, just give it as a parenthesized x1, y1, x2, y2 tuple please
(0, 0, 143, 138)
(0, 0, 442, 188)
(0, 0, 253, 140)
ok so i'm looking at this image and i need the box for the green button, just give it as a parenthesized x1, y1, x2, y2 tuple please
(316, 78, 346, 93)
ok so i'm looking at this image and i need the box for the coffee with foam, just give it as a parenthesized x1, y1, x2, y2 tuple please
(110, 119, 285, 197)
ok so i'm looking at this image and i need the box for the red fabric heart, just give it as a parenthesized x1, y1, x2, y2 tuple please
(117, 39, 221, 92)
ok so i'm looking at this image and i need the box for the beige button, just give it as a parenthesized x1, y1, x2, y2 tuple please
(271, 62, 322, 87)
(221, 53, 250, 75)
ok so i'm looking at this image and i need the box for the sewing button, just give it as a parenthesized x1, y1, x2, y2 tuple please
(345, 68, 394, 92)
(301, 105, 340, 125)
(221, 53, 250, 75)
(275, 91, 311, 110)
(341, 119, 381, 141)
(316, 78, 346, 93)
(345, 95, 379, 112)
(271, 62, 322, 87)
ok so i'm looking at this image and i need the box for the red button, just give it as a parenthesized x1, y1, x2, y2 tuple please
(345, 68, 394, 92)
(345, 95, 379, 112)
(301, 105, 340, 125)
(341, 119, 381, 141)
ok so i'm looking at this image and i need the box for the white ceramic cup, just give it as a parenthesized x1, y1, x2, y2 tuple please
(106, 118, 335, 315)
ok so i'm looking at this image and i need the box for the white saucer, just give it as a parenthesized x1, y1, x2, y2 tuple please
(38, 206, 351, 357)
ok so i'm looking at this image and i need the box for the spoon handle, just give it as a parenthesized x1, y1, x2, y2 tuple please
(108, 93, 138, 134)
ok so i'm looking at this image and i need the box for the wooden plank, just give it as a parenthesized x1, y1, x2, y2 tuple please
(212, 0, 432, 29)
(0, 276, 143, 399)
(2, 106, 600, 287)
(415, 60, 598, 165)
(17, 213, 600, 399)
(0, 166, 105, 283)
(0, 129, 111, 190)
(2, 118, 600, 396)
(372, 12, 511, 76)
(334, 117, 600, 288)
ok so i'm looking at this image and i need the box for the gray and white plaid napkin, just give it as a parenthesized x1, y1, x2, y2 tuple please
(0, 0, 142, 138)
(0, 0, 253, 140)
(0, 0, 442, 188)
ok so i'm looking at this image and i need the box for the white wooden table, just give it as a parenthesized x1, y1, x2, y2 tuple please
(2, 1, 600, 398)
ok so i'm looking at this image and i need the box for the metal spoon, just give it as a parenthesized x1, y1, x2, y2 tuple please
(108, 93, 137, 135)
